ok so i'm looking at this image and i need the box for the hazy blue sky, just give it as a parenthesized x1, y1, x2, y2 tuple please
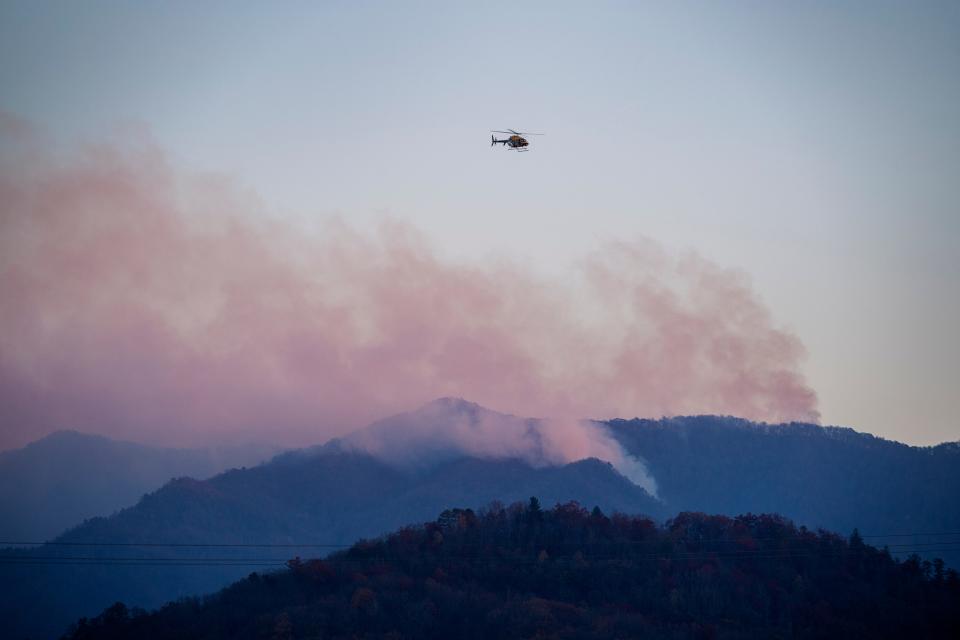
(2, 1, 958, 444)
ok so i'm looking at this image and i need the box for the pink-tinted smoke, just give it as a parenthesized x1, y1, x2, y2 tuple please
(0, 123, 819, 450)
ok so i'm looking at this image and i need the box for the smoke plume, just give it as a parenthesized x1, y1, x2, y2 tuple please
(0, 120, 819, 454)
(341, 397, 659, 495)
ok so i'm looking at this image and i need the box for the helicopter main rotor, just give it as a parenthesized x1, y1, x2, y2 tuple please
(491, 129, 544, 136)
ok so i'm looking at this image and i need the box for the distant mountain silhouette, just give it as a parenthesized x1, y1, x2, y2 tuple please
(0, 430, 279, 542)
(604, 415, 960, 565)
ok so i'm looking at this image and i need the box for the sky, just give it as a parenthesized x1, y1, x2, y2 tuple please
(0, 1, 958, 447)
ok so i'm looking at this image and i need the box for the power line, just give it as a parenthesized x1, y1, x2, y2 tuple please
(10, 548, 960, 562)
(2, 544, 958, 569)
(0, 556, 298, 562)
(4, 547, 956, 562)
(3, 530, 959, 549)
(862, 532, 960, 538)
(0, 541, 351, 548)
(0, 560, 287, 567)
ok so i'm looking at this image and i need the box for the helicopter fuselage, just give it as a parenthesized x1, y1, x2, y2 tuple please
(492, 134, 528, 149)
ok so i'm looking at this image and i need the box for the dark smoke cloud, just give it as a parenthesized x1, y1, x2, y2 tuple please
(0, 118, 819, 451)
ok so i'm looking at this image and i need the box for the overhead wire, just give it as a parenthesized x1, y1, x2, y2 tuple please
(3, 530, 959, 549)
(1, 545, 958, 568)
(1, 530, 957, 570)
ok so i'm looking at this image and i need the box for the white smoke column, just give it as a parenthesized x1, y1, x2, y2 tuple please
(341, 399, 659, 496)
(534, 416, 659, 496)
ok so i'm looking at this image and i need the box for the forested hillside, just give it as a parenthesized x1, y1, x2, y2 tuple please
(66, 501, 960, 640)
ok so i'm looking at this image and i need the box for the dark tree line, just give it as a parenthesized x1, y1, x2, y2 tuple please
(65, 499, 960, 640)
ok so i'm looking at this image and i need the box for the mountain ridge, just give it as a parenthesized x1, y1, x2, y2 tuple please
(2, 400, 958, 638)
(0, 430, 280, 543)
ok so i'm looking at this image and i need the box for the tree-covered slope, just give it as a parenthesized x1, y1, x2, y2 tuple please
(66, 502, 960, 640)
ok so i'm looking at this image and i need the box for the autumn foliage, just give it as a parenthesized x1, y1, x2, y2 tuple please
(67, 500, 960, 639)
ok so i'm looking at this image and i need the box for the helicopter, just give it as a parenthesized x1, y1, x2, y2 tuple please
(491, 129, 544, 152)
